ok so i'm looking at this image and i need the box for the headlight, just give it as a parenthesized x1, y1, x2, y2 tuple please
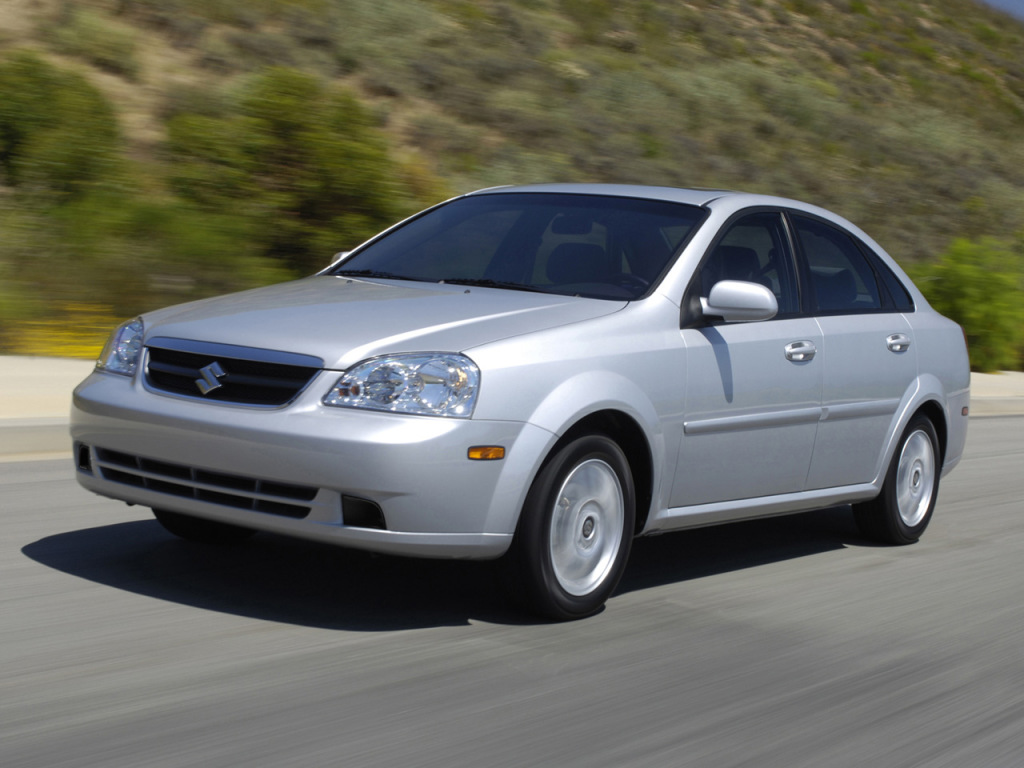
(96, 318, 144, 377)
(324, 353, 480, 418)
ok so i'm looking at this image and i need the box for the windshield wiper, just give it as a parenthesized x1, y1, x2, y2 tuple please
(440, 278, 551, 294)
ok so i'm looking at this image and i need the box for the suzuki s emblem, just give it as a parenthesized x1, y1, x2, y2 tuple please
(195, 361, 227, 395)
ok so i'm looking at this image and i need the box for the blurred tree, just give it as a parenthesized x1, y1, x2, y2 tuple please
(912, 237, 1024, 372)
(167, 67, 409, 274)
(0, 51, 119, 201)
(0, 51, 295, 356)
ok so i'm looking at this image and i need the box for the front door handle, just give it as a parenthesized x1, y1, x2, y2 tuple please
(887, 333, 911, 353)
(785, 340, 817, 362)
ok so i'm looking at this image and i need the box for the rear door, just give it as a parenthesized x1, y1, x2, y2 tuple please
(790, 213, 918, 489)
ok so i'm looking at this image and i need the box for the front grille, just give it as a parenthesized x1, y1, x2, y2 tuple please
(145, 337, 322, 406)
(95, 448, 318, 519)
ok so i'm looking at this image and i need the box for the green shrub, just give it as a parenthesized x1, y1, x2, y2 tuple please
(167, 67, 418, 273)
(115, 0, 208, 49)
(0, 51, 120, 201)
(559, 0, 615, 42)
(224, 29, 298, 68)
(912, 238, 1024, 372)
(2, 186, 293, 320)
(50, 8, 140, 80)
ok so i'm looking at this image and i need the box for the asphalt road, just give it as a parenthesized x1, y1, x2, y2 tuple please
(3, 417, 1023, 768)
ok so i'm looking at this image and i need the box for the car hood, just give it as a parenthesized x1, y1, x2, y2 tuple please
(142, 276, 627, 369)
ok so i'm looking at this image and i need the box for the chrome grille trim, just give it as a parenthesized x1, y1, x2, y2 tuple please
(144, 337, 322, 406)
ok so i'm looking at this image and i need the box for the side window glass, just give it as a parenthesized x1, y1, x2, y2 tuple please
(873, 256, 915, 312)
(792, 214, 882, 314)
(698, 212, 798, 316)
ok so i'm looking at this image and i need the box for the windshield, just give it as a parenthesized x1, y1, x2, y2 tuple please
(331, 193, 706, 300)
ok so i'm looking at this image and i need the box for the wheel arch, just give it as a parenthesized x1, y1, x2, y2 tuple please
(545, 409, 655, 535)
(874, 375, 953, 488)
(914, 398, 948, 465)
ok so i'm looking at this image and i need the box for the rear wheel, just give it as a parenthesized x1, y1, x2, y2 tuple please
(854, 414, 940, 545)
(501, 435, 635, 620)
(153, 509, 255, 544)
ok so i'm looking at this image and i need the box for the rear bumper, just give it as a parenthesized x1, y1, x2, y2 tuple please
(71, 370, 553, 559)
(941, 386, 970, 477)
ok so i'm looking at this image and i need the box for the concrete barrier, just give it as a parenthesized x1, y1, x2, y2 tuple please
(1, 356, 1022, 460)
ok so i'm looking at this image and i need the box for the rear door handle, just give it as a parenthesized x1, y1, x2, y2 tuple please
(785, 340, 817, 362)
(887, 333, 911, 353)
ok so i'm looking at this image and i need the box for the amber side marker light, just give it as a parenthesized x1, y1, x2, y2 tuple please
(468, 446, 505, 461)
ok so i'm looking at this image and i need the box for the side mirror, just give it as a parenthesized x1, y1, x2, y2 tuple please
(700, 280, 778, 323)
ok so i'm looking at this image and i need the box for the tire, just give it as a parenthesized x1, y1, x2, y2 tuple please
(853, 415, 940, 545)
(153, 508, 255, 545)
(501, 435, 635, 621)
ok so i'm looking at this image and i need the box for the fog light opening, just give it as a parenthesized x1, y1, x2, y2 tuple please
(342, 495, 387, 530)
(76, 443, 93, 473)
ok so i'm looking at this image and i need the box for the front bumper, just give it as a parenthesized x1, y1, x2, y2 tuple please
(71, 370, 554, 559)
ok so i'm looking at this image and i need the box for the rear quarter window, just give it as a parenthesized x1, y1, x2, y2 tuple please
(871, 254, 916, 312)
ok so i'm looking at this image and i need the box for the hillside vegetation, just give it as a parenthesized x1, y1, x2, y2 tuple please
(0, 0, 1022, 368)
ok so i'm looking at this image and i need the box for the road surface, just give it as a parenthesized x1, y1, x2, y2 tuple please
(3, 417, 1023, 767)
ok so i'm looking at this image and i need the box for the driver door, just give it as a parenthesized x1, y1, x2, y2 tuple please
(670, 211, 822, 507)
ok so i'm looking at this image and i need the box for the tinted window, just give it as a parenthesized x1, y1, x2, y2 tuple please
(698, 212, 799, 316)
(873, 256, 915, 312)
(332, 193, 705, 300)
(791, 214, 881, 314)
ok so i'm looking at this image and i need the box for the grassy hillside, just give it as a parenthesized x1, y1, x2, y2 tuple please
(1, 0, 1022, 364)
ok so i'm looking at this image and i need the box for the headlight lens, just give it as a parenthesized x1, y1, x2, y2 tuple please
(96, 318, 144, 377)
(324, 353, 480, 418)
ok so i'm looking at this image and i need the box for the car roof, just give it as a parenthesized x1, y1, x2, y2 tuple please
(464, 183, 861, 233)
(466, 183, 735, 207)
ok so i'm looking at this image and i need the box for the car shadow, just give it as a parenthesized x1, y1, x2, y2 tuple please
(22, 506, 863, 630)
(619, 505, 858, 595)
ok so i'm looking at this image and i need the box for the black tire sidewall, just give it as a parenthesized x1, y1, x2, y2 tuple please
(513, 434, 636, 620)
(883, 416, 941, 543)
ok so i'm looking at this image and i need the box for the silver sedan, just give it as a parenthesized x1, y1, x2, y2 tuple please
(72, 184, 970, 619)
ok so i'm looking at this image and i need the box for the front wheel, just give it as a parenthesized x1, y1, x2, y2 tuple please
(501, 435, 635, 621)
(153, 508, 256, 545)
(853, 414, 940, 545)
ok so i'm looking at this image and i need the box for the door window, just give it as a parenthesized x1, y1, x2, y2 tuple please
(697, 212, 799, 316)
(791, 214, 882, 314)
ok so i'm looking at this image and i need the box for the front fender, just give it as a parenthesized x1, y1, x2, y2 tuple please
(520, 369, 673, 528)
